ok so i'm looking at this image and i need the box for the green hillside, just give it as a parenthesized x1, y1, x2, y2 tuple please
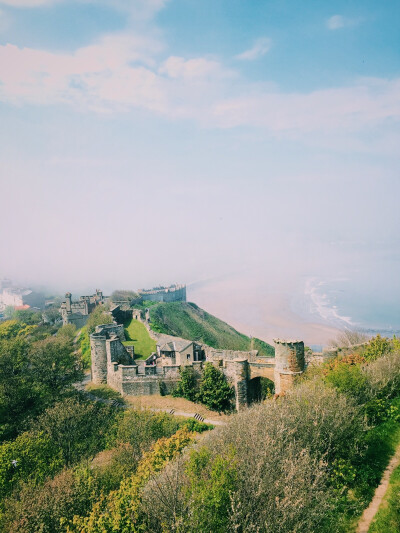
(149, 302, 274, 356)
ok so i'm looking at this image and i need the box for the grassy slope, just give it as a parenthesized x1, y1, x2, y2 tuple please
(149, 302, 274, 356)
(123, 319, 156, 359)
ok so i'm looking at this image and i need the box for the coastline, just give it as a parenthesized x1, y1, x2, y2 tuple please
(188, 279, 341, 347)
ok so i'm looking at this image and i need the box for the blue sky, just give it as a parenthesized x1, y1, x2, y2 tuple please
(0, 0, 399, 339)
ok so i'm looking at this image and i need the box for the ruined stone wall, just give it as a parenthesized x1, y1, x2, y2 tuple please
(107, 337, 132, 366)
(205, 347, 259, 364)
(120, 377, 179, 396)
(63, 313, 89, 329)
(139, 285, 186, 303)
(91, 324, 127, 385)
(224, 359, 249, 411)
(90, 334, 107, 384)
(95, 323, 125, 342)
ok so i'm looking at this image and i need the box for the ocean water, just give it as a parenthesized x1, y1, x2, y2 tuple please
(292, 275, 400, 336)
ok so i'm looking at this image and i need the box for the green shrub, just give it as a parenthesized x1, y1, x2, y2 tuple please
(197, 363, 234, 413)
(362, 334, 391, 361)
(78, 327, 91, 368)
(86, 306, 113, 334)
(0, 466, 99, 533)
(0, 430, 63, 500)
(181, 418, 214, 433)
(107, 409, 181, 456)
(325, 362, 369, 401)
(68, 428, 195, 532)
(171, 365, 198, 402)
(36, 396, 118, 466)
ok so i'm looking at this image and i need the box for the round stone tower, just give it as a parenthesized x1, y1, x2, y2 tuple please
(90, 333, 108, 384)
(273, 339, 305, 395)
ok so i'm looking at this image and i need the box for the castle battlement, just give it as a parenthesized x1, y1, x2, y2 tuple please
(138, 284, 186, 303)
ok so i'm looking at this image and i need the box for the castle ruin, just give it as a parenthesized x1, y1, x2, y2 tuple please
(90, 318, 305, 410)
(60, 289, 105, 328)
(138, 284, 186, 303)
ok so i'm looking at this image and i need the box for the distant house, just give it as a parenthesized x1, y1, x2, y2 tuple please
(157, 339, 205, 366)
(0, 284, 45, 310)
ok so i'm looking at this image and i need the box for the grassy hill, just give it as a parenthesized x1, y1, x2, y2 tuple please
(149, 302, 274, 356)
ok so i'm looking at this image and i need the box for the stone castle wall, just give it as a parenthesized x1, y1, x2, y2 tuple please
(138, 285, 186, 303)
(90, 319, 306, 410)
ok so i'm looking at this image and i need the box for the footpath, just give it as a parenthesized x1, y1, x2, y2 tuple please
(357, 443, 400, 533)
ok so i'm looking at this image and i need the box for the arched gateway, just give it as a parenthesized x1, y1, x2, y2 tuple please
(224, 340, 305, 411)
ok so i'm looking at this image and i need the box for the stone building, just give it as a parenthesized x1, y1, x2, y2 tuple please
(60, 289, 105, 328)
(90, 319, 306, 411)
(90, 323, 182, 396)
(138, 284, 186, 303)
(157, 339, 205, 365)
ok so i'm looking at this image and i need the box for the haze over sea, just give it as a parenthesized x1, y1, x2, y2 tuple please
(188, 252, 400, 347)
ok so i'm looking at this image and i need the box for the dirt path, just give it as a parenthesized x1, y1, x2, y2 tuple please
(357, 445, 400, 533)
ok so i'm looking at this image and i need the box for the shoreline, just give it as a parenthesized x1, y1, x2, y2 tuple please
(189, 281, 342, 347)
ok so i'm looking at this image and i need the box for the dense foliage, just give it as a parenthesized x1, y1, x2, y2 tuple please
(0, 321, 83, 441)
(172, 362, 234, 412)
(86, 305, 113, 334)
(2, 308, 400, 533)
(149, 301, 274, 355)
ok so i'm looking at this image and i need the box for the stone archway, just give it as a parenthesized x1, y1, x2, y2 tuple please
(247, 376, 275, 404)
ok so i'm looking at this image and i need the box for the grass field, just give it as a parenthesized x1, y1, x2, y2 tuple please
(123, 318, 156, 359)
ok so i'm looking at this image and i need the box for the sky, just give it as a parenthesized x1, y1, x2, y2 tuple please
(0, 0, 399, 340)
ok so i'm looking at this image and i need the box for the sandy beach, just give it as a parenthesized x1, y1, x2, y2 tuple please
(188, 276, 341, 347)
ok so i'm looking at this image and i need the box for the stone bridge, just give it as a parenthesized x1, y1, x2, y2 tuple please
(224, 340, 305, 410)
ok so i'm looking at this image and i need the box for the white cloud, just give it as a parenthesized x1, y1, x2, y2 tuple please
(0, 33, 399, 152)
(0, 0, 58, 6)
(211, 78, 400, 133)
(159, 56, 234, 80)
(235, 37, 271, 61)
(326, 14, 359, 30)
(327, 15, 345, 29)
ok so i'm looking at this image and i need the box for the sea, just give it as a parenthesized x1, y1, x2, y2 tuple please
(292, 275, 400, 339)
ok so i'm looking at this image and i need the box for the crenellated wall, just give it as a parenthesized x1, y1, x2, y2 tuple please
(91, 321, 306, 410)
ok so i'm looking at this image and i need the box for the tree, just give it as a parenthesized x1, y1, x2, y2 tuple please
(197, 363, 234, 413)
(44, 306, 62, 324)
(86, 305, 114, 334)
(29, 337, 83, 401)
(13, 309, 42, 325)
(0, 430, 63, 500)
(36, 397, 116, 466)
(0, 320, 36, 340)
(0, 336, 38, 440)
(57, 324, 77, 343)
(172, 366, 198, 402)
